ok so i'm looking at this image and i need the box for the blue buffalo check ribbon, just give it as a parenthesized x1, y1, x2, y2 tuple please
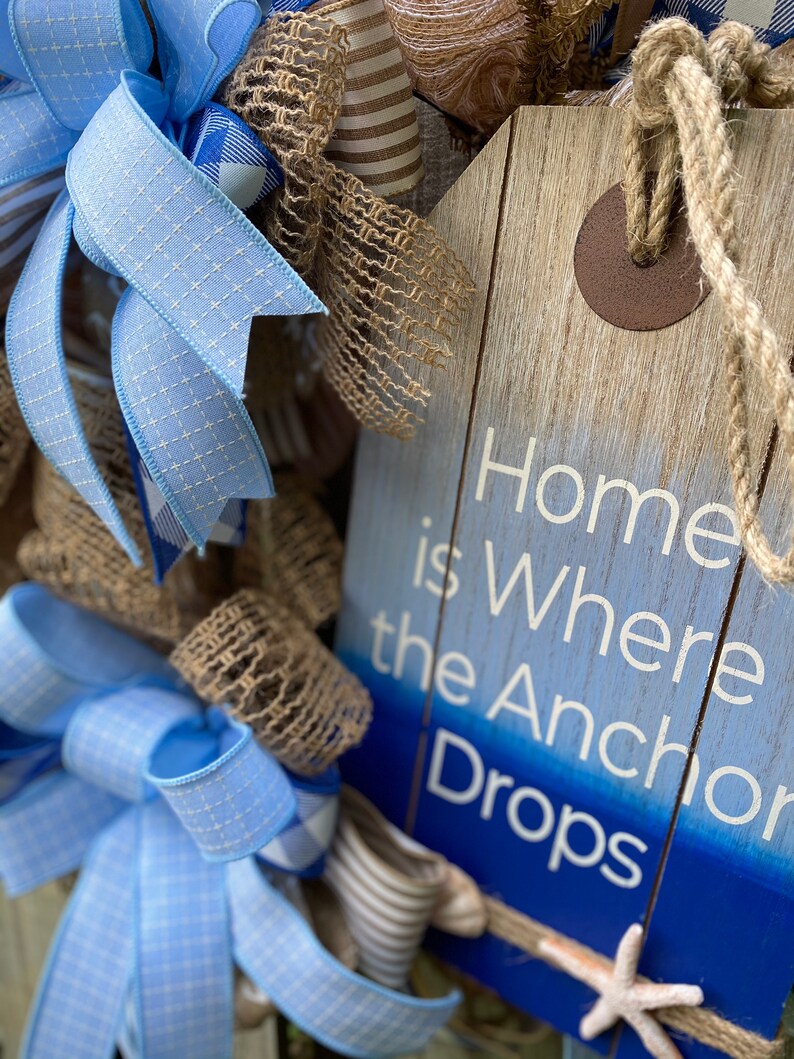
(0, 583, 460, 1059)
(1, 0, 325, 568)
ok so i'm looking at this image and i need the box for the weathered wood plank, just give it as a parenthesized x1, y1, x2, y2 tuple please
(336, 114, 513, 825)
(631, 435, 794, 1058)
(337, 104, 794, 1056)
(0, 884, 66, 1059)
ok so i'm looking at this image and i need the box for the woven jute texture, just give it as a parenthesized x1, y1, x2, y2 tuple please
(221, 13, 473, 440)
(382, 0, 528, 133)
(171, 589, 372, 776)
(0, 349, 30, 508)
(234, 476, 343, 630)
(380, 0, 611, 131)
(16, 369, 219, 647)
(623, 20, 794, 584)
(519, 0, 615, 103)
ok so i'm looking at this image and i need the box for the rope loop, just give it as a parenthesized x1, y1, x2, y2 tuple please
(631, 18, 711, 127)
(623, 18, 794, 585)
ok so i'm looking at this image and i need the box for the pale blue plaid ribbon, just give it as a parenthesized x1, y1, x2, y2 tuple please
(126, 99, 284, 579)
(1, 0, 325, 566)
(0, 583, 460, 1058)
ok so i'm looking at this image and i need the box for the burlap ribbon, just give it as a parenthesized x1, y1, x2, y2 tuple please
(171, 589, 372, 776)
(15, 365, 216, 646)
(221, 11, 473, 439)
(234, 475, 343, 630)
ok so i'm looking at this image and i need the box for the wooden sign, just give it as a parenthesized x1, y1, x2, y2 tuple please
(335, 106, 794, 1057)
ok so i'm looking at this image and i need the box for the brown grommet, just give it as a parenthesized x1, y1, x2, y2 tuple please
(574, 182, 709, 331)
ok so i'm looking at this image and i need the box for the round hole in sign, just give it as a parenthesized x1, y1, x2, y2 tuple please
(574, 181, 710, 331)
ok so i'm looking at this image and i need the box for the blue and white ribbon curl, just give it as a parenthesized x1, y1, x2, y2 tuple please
(0, 583, 460, 1058)
(1, 0, 325, 568)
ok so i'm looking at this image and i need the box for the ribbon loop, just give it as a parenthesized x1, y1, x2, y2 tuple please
(9, 0, 153, 130)
(0, 771, 124, 896)
(148, 709, 297, 862)
(0, 583, 171, 735)
(63, 687, 199, 803)
(148, 0, 262, 123)
(67, 71, 324, 396)
(5, 190, 141, 564)
(112, 288, 274, 549)
(0, 83, 77, 188)
(229, 857, 462, 1058)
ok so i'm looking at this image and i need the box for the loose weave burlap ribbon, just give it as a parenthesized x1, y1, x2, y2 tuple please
(381, 0, 612, 130)
(171, 589, 372, 776)
(221, 11, 473, 438)
(623, 18, 794, 584)
(235, 475, 344, 629)
(15, 365, 221, 646)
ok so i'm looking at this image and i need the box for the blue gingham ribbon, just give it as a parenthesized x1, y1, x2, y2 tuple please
(590, 0, 794, 78)
(0, 583, 460, 1059)
(1, 0, 325, 568)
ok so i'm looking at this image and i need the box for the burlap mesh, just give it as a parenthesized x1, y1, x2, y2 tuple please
(234, 476, 343, 629)
(0, 349, 31, 508)
(170, 589, 372, 776)
(16, 368, 221, 647)
(519, 0, 614, 103)
(220, 13, 473, 440)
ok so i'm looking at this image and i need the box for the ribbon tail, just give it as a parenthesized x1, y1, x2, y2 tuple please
(227, 857, 462, 1058)
(21, 807, 138, 1059)
(135, 800, 233, 1059)
(0, 770, 125, 896)
(5, 189, 141, 564)
(67, 71, 324, 396)
(113, 288, 273, 550)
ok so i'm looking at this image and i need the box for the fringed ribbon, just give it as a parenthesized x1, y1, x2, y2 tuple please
(0, 582, 461, 1059)
(0, 0, 325, 567)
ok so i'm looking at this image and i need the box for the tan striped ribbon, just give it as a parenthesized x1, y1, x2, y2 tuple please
(317, 0, 425, 197)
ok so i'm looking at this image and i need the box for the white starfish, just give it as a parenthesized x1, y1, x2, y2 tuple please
(539, 923, 704, 1059)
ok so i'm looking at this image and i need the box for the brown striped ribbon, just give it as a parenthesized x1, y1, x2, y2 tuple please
(317, 0, 425, 197)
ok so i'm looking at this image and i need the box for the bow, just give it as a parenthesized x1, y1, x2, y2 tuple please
(1, 0, 325, 570)
(0, 582, 461, 1059)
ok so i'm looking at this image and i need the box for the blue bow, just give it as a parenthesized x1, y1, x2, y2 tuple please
(0, 583, 460, 1059)
(1, 0, 325, 569)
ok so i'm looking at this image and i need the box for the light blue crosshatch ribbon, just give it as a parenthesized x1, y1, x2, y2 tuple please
(0, 583, 461, 1059)
(0, 0, 326, 569)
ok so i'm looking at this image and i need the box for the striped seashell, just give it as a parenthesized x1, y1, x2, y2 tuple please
(324, 787, 486, 990)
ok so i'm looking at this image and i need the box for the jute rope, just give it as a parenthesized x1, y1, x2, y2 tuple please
(623, 19, 794, 585)
(485, 897, 785, 1058)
